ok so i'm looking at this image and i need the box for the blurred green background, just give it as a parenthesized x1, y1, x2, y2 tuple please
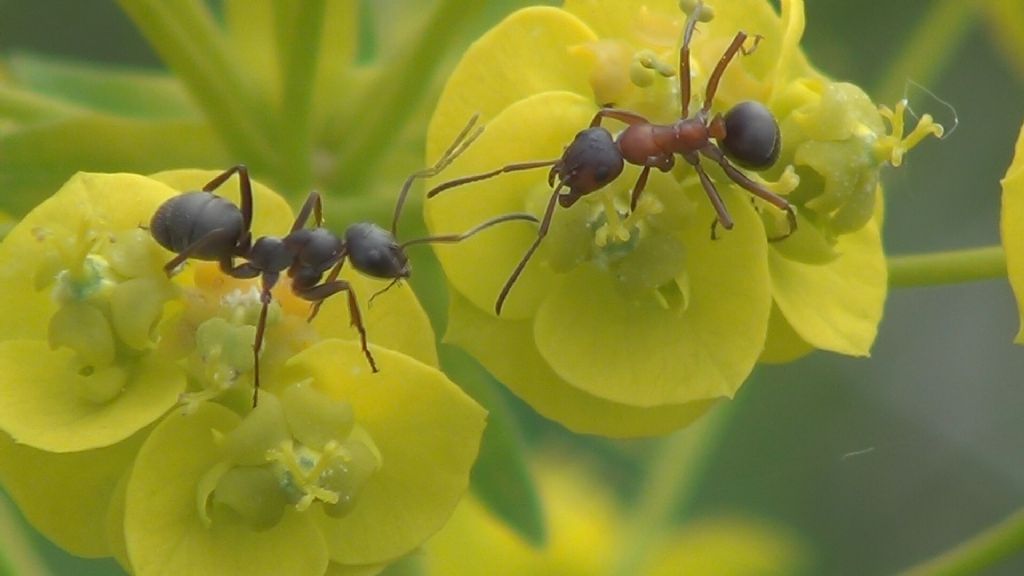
(1, 0, 1022, 574)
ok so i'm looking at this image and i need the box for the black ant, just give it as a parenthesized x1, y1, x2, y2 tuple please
(150, 115, 536, 406)
(426, 1, 795, 316)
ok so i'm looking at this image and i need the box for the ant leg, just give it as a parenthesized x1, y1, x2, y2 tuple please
(249, 271, 280, 407)
(392, 114, 484, 235)
(221, 259, 260, 279)
(495, 186, 561, 315)
(251, 292, 270, 407)
(291, 191, 324, 232)
(306, 249, 348, 322)
(203, 165, 253, 233)
(678, 1, 705, 117)
(400, 212, 539, 248)
(701, 145, 797, 238)
(426, 159, 558, 199)
(689, 158, 735, 236)
(161, 227, 237, 275)
(629, 165, 653, 212)
(589, 107, 650, 128)
(299, 280, 378, 373)
(702, 31, 750, 115)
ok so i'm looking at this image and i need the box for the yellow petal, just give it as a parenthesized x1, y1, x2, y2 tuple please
(768, 215, 886, 356)
(0, 340, 184, 452)
(124, 403, 329, 576)
(534, 189, 771, 406)
(759, 304, 813, 364)
(0, 429, 144, 557)
(310, 269, 439, 368)
(284, 340, 486, 566)
(427, 6, 597, 159)
(447, 291, 713, 438)
(1003, 122, 1024, 342)
(0, 172, 176, 341)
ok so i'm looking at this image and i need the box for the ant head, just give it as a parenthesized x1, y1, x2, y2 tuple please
(719, 101, 781, 170)
(344, 222, 411, 280)
(550, 127, 625, 197)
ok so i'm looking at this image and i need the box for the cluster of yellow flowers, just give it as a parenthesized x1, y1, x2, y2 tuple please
(0, 0, 954, 574)
(0, 171, 484, 575)
(425, 0, 940, 437)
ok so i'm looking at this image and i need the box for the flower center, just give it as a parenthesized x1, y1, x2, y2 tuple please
(200, 384, 381, 531)
(38, 225, 175, 404)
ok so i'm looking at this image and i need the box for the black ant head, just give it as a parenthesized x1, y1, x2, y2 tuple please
(720, 101, 781, 170)
(344, 222, 410, 280)
(550, 127, 625, 200)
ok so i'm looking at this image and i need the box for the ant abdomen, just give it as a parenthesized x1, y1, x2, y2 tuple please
(551, 127, 625, 203)
(719, 101, 781, 170)
(150, 192, 244, 258)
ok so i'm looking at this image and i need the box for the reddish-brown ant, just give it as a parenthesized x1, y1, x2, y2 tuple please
(150, 115, 537, 406)
(427, 1, 795, 316)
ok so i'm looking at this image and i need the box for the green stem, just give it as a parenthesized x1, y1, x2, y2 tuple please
(887, 246, 1006, 287)
(901, 508, 1024, 576)
(274, 0, 326, 194)
(609, 408, 729, 576)
(874, 0, 980, 102)
(0, 495, 51, 576)
(0, 86, 86, 123)
(328, 0, 484, 194)
(983, 0, 1024, 83)
(116, 0, 277, 169)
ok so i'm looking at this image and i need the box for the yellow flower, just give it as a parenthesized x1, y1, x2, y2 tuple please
(421, 458, 805, 576)
(0, 170, 484, 574)
(121, 342, 484, 575)
(1001, 121, 1024, 341)
(424, 0, 941, 436)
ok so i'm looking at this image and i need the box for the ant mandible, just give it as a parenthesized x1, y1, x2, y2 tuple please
(150, 115, 536, 406)
(426, 1, 796, 316)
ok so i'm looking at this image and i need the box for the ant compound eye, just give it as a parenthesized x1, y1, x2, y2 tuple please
(721, 101, 781, 170)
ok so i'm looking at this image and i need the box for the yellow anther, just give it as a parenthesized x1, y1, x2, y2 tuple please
(595, 195, 632, 247)
(876, 99, 944, 167)
(634, 49, 676, 77)
(678, 0, 715, 22)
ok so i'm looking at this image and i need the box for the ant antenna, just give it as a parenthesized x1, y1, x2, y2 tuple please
(399, 212, 540, 249)
(368, 278, 403, 308)
(391, 114, 485, 237)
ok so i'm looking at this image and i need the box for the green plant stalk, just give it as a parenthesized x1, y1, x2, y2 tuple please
(116, 0, 277, 170)
(0, 86, 86, 123)
(874, 0, 980, 102)
(0, 496, 50, 576)
(983, 0, 1024, 83)
(901, 508, 1024, 576)
(887, 246, 1006, 287)
(609, 407, 730, 576)
(274, 0, 326, 195)
(329, 0, 485, 194)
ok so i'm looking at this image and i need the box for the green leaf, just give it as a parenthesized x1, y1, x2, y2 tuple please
(439, 346, 547, 547)
(0, 115, 228, 215)
(7, 53, 196, 119)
